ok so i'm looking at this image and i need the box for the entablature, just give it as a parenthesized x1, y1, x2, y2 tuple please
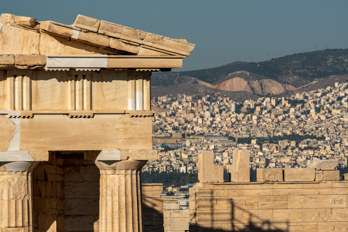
(0, 69, 152, 112)
(0, 110, 154, 118)
(0, 54, 183, 71)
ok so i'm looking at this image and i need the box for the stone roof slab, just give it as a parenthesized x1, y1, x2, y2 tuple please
(0, 13, 195, 69)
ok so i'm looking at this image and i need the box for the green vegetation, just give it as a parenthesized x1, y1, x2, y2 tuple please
(228, 133, 325, 144)
(287, 99, 306, 107)
(141, 169, 257, 187)
(141, 171, 198, 188)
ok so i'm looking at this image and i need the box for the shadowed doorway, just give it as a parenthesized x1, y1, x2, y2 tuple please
(33, 152, 100, 232)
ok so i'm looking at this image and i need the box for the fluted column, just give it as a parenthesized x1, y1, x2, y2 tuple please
(96, 159, 146, 232)
(0, 161, 36, 232)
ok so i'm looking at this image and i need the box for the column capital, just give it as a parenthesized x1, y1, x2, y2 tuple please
(94, 149, 157, 162)
(0, 161, 37, 172)
(95, 159, 146, 172)
(0, 151, 40, 172)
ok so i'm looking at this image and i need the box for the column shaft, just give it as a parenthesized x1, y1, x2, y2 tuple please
(143, 76, 150, 111)
(97, 160, 146, 232)
(135, 78, 143, 110)
(128, 76, 136, 110)
(0, 161, 36, 232)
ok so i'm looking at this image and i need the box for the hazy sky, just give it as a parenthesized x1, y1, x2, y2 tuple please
(2, 0, 348, 71)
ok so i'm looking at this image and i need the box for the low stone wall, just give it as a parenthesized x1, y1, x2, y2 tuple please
(142, 183, 164, 232)
(189, 181, 348, 232)
(256, 167, 340, 182)
(163, 198, 190, 232)
(142, 183, 190, 232)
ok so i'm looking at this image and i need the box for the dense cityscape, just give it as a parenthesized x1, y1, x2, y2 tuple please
(143, 82, 348, 174)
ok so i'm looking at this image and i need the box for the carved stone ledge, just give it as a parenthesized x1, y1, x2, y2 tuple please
(127, 110, 154, 118)
(0, 54, 46, 69)
(68, 112, 94, 118)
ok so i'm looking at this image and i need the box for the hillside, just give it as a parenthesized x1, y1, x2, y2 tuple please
(152, 49, 348, 98)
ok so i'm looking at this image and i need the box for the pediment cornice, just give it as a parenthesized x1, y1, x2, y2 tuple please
(0, 14, 195, 57)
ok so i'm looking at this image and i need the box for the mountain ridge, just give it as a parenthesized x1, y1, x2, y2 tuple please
(152, 49, 348, 99)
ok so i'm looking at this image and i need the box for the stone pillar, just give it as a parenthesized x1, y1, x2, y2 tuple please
(0, 160, 36, 232)
(198, 151, 223, 183)
(96, 158, 146, 232)
(231, 149, 250, 182)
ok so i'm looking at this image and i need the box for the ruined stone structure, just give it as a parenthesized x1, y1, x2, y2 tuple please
(0, 14, 194, 231)
(188, 150, 348, 232)
(198, 151, 224, 183)
(189, 180, 348, 232)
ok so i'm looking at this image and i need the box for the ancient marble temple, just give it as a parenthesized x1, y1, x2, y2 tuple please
(0, 14, 194, 231)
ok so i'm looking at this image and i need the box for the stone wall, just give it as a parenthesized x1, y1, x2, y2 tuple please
(61, 153, 100, 232)
(142, 183, 164, 232)
(33, 153, 100, 232)
(163, 198, 190, 232)
(189, 181, 348, 232)
(142, 183, 191, 232)
(33, 153, 64, 232)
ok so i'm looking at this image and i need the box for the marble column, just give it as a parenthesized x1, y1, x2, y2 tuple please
(0, 161, 37, 232)
(96, 159, 146, 232)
